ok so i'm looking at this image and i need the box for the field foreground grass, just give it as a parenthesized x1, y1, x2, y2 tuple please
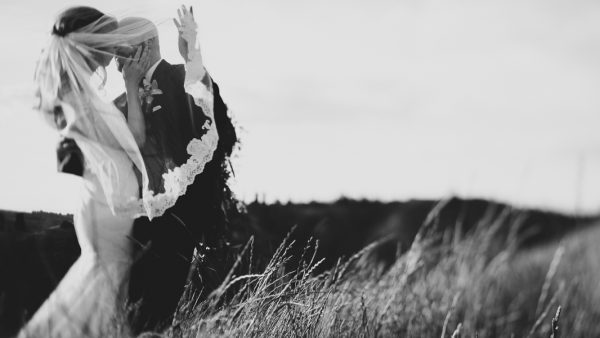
(144, 201, 600, 338)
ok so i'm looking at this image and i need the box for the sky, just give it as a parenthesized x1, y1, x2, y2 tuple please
(0, 0, 600, 214)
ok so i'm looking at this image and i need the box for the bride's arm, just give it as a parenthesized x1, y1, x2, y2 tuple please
(122, 45, 151, 147)
(174, 6, 214, 112)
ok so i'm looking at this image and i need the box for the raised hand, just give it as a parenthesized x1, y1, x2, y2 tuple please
(122, 43, 152, 87)
(173, 5, 198, 62)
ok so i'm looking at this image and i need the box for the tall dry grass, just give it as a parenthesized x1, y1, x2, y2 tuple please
(149, 201, 600, 337)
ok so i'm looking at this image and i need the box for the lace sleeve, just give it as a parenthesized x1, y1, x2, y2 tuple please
(181, 9, 214, 117)
(182, 28, 218, 161)
(179, 6, 219, 178)
(133, 10, 219, 220)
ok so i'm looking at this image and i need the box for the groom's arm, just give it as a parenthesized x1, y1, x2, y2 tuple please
(171, 64, 237, 154)
(57, 137, 84, 176)
(54, 106, 84, 176)
(211, 80, 237, 158)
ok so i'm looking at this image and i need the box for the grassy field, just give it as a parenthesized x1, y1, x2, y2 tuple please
(2, 199, 599, 337)
(154, 201, 600, 337)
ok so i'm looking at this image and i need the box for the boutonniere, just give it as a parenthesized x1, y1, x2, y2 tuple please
(138, 79, 163, 108)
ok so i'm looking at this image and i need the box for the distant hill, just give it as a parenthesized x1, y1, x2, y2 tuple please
(0, 210, 72, 233)
(235, 197, 598, 270)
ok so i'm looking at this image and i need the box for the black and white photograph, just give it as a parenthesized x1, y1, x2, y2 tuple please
(0, 0, 599, 336)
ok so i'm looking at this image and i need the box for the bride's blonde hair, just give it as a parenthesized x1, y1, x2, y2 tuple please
(35, 7, 116, 128)
(34, 6, 157, 126)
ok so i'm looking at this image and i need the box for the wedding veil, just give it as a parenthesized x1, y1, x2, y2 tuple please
(35, 11, 218, 220)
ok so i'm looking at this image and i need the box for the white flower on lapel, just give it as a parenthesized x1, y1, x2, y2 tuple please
(138, 79, 163, 107)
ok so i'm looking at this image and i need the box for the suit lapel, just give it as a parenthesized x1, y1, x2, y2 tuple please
(147, 60, 170, 113)
(151, 59, 169, 82)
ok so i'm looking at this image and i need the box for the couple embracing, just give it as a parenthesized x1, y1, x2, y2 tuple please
(21, 5, 237, 337)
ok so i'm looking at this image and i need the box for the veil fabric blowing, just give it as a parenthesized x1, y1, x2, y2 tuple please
(35, 13, 218, 220)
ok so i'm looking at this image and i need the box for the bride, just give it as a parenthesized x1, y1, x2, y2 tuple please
(20, 5, 217, 337)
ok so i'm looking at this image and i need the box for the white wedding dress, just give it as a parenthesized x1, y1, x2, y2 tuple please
(20, 12, 216, 337)
(19, 110, 139, 338)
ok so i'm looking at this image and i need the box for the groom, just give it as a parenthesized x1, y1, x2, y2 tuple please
(56, 16, 237, 333)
